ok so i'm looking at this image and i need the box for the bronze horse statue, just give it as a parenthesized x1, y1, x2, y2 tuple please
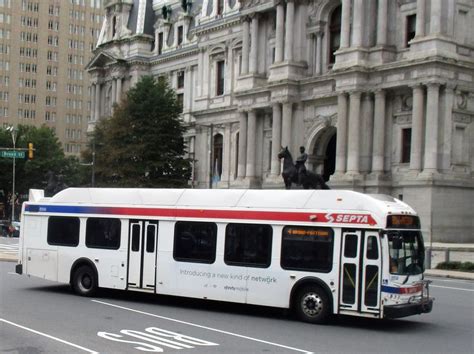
(278, 147, 330, 190)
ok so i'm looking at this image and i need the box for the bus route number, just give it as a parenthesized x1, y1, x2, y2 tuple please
(98, 326, 219, 352)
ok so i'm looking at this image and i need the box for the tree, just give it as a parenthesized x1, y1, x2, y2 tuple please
(89, 76, 191, 188)
(0, 125, 88, 219)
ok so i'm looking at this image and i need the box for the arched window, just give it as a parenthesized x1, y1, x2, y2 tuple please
(329, 6, 341, 64)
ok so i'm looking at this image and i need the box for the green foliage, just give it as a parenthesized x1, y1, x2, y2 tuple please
(89, 76, 191, 188)
(435, 261, 474, 273)
(0, 125, 88, 219)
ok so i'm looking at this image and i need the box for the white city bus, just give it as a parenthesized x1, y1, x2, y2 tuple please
(16, 188, 433, 323)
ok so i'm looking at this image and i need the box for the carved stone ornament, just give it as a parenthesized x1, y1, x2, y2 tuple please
(401, 95, 413, 111)
(240, 0, 270, 10)
(456, 92, 467, 109)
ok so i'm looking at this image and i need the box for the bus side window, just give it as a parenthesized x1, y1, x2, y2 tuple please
(47, 216, 80, 247)
(173, 221, 217, 264)
(281, 226, 334, 273)
(86, 218, 121, 250)
(224, 223, 272, 268)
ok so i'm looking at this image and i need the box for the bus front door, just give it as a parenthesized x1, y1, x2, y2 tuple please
(128, 220, 159, 292)
(339, 230, 382, 316)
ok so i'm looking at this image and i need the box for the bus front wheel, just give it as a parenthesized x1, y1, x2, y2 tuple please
(294, 285, 329, 324)
(72, 265, 97, 297)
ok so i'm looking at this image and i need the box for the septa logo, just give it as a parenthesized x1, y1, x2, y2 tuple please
(324, 213, 376, 225)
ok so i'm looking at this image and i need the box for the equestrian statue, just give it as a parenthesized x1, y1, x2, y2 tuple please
(278, 146, 330, 190)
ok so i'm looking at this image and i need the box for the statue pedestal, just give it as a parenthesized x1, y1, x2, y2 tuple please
(262, 175, 286, 189)
(230, 177, 261, 189)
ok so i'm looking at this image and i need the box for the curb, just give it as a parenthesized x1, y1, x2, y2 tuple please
(425, 270, 474, 281)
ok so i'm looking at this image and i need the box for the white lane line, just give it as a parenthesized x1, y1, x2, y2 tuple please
(431, 285, 474, 292)
(0, 318, 99, 354)
(92, 300, 313, 354)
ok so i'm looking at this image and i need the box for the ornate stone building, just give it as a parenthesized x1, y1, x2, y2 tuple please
(86, 0, 474, 242)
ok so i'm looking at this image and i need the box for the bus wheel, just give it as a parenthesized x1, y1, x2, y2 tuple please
(72, 265, 97, 297)
(295, 285, 329, 324)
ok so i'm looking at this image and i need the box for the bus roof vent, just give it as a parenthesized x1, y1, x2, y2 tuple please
(29, 189, 45, 202)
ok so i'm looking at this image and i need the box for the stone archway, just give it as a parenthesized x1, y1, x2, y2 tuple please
(308, 126, 337, 182)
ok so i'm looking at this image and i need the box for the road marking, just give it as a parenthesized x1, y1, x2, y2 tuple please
(92, 300, 313, 354)
(0, 318, 98, 354)
(431, 285, 474, 292)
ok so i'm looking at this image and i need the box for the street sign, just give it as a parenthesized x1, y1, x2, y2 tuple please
(0, 150, 25, 159)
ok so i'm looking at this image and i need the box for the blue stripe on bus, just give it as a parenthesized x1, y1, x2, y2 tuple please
(25, 204, 103, 214)
(381, 285, 402, 294)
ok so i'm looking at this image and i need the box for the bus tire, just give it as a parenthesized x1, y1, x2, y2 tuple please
(294, 285, 329, 324)
(72, 265, 97, 297)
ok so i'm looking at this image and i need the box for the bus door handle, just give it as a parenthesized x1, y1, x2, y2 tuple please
(290, 274, 296, 279)
(94, 258, 99, 263)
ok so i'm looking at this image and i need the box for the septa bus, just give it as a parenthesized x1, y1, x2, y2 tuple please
(15, 188, 433, 323)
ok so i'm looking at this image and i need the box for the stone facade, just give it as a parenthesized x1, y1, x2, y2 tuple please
(87, 0, 474, 242)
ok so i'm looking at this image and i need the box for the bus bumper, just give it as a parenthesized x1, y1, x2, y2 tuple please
(15, 264, 22, 275)
(383, 298, 433, 319)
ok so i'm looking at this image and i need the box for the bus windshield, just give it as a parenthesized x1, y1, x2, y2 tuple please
(388, 231, 425, 275)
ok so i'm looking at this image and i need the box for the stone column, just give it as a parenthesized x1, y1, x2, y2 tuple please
(91, 84, 96, 121)
(95, 82, 101, 121)
(376, 0, 388, 46)
(241, 18, 250, 75)
(281, 102, 293, 149)
(430, 0, 442, 35)
(246, 110, 257, 178)
(221, 124, 231, 183)
(185, 67, 192, 111)
(361, 92, 374, 173)
(275, 1, 284, 63)
(335, 93, 348, 174)
(352, 0, 364, 47)
(442, 85, 455, 170)
(410, 84, 424, 172)
(340, 0, 351, 48)
(315, 32, 323, 75)
(237, 111, 247, 178)
(347, 91, 361, 173)
(271, 103, 282, 176)
(424, 83, 440, 172)
(249, 14, 259, 74)
(111, 79, 117, 106)
(284, 0, 295, 61)
(116, 77, 122, 103)
(416, 0, 426, 37)
(197, 48, 204, 96)
(372, 90, 386, 173)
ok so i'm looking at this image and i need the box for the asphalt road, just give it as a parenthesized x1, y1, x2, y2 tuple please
(1, 260, 473, 354)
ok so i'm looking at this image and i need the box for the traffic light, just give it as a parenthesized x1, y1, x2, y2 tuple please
(28, 143, 34, 159)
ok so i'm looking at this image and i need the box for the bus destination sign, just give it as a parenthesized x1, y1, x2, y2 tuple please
(386, 215, 420, 229)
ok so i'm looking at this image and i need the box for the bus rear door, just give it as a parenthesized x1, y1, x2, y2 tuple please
(339, 230, 382, 316)
(128, 220, 159, 292)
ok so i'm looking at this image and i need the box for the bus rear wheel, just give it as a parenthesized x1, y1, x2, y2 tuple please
(294, 285, 329, 324)
(72, 265, 97, 297)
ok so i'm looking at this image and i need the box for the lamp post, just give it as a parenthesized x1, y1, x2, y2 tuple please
(6, 126, 18, 222)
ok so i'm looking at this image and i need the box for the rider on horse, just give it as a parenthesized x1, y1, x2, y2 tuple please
(295, 146, 308, 185)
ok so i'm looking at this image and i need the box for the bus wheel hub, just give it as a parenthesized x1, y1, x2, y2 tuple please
(302, 293, 322, 316)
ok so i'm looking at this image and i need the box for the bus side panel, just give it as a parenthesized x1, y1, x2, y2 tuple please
(245, 225, 289, 308)
(23, 215, 58, 282)
(56, 217, 128, 290)
(156, 222, 250, 303)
